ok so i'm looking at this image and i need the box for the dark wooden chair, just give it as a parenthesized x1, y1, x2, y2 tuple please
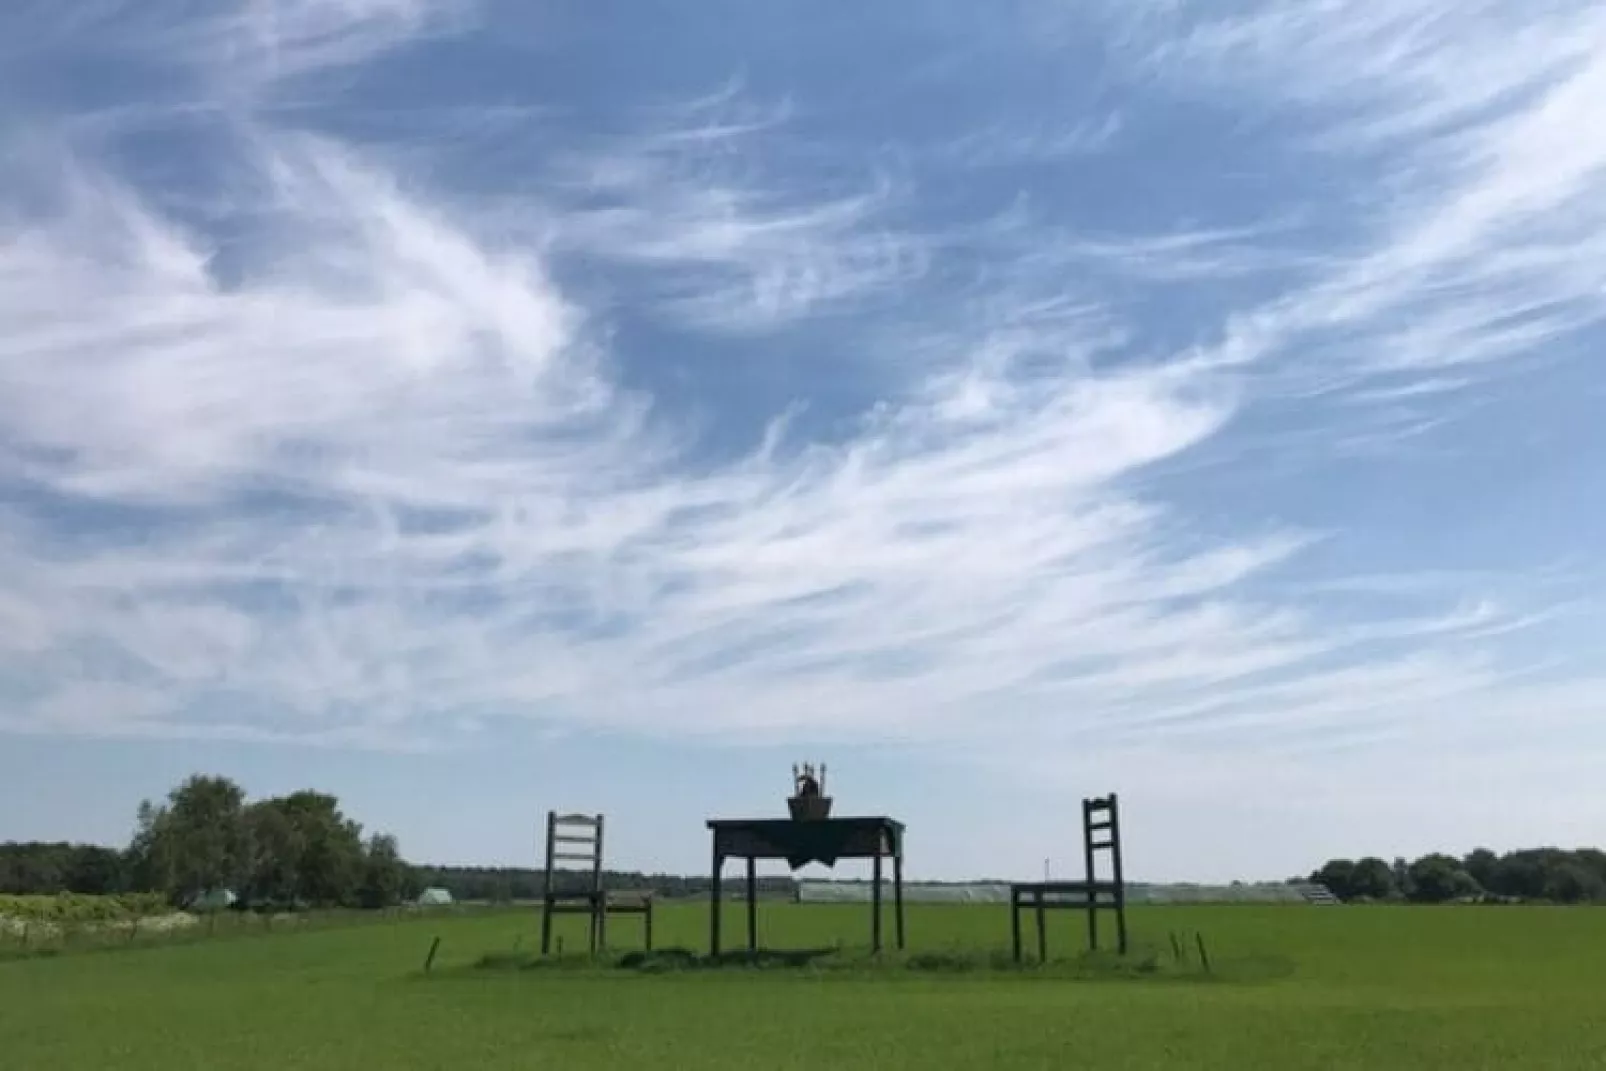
(539, 811, 653, 955)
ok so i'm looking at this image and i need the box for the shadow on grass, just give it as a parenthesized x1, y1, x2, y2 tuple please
(468, 941, 1294, 984)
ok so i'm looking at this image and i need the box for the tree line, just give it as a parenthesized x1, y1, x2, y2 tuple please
(0, 772, 797, 908)
(2, 774, 413, 910)
(12, 772, 1604, 909)
(1308, 847, 1606, 904)
(0, 842, 127, 897)
(0, 844, 799, 905)
(412, 865, 796, 902)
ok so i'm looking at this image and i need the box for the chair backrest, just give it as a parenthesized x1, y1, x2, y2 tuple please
(1082, 794, 1124, 888)
(543, 811, 604, 898)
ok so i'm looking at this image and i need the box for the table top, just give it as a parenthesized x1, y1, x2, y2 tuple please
(706, 815, 903, 830)
(706, 816, 903, 868)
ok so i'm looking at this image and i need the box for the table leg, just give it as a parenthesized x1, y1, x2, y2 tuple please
(872, 850, 884, 954)
(1011, 891, 1022, 963)
(893, 849, 905, 951)
(1087, 885, 1098, 952)
(710, 846, 722, 958)
(746, 856, 757, 951)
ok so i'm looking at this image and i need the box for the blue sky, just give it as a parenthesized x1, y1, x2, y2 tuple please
(2, 0, 1604, 884)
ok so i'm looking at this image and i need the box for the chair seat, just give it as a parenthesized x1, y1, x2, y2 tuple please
(605, 891, 653, 911)
(542, 890, 653, 910)
(544, 889, 599, 903)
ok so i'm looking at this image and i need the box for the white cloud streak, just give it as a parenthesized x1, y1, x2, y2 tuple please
(0, 0, 1600, 810)
(1132, 0, 1606, 396)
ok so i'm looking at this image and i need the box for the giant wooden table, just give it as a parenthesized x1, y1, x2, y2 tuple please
(706, 816, 905, 956)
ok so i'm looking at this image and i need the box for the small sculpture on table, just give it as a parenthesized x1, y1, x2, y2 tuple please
(788, 762, 832, 820)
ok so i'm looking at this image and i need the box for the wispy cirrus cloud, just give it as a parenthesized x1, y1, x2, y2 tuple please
(7, 0, 477, 93)
(1126, 0, 1606, 395)
(539, 106, 928, 335)
(932, 113, 1123, 169)
(0, 0, 1601, 869)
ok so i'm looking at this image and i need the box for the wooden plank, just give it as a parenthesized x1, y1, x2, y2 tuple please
(553, 834, 596, 845)
(594, 814, 606, 954)
(554, 813, 601, 826)
(705, 818, 905, 851)
(605, 891, 653, 908)
(1086, 882, 1098, 951)
(552, 851, 598, 862)
(1082, 797, 1096, 956)
(1011, 881, 1095, 894)
(540, 810, 556, 955)
(1109, 793, 1128, 955)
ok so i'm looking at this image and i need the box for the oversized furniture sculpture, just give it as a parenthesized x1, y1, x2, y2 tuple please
(1009, 792, 1129, 962)
(706, 763, 905, 956)
(539, 811, 653, 956)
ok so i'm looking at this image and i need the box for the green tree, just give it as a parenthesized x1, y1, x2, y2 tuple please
(1488, 849, 1558, 899)
(63, 845, 124, 895)
(1406, 853, 1481, 903)
(0, 842, 69, 894)
(357, 834, 412, 909)
(1349, 857, 1395, 900)
(242, 798, 305, 907)
(1310, 859, 1357, 900)
(1391, 856, 1413, 900)
(1542, 862, 1605, 904)
(281, 793, 370, 912)
(129, 775, 250, 903)
(1462, 848, 1500, 892)
(1569, 848, 1606, 892)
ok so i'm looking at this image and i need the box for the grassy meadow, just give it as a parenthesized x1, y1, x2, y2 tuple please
(3, 901, 1605, 1069)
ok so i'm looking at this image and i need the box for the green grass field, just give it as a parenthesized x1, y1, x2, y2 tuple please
(3, 902, 1605, 1069)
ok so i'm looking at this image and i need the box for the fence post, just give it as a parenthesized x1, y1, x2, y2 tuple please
(424, 936, 442, 974)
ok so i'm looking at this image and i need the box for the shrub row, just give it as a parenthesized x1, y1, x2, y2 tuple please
(0, 892, 169, 921)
